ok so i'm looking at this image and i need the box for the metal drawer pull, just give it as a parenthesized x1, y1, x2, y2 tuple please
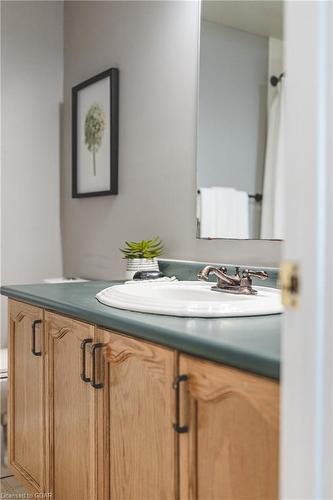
(90, 343, 104, 389)
(80, 338, 92, 382)
(173, 374, 189, 433)
(31, 320, 43, 356)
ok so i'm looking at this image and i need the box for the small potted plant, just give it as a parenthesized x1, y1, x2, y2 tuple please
(120, 237, 164, 279)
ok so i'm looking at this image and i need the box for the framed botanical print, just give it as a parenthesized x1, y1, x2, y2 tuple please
(72, 68, 119, 197)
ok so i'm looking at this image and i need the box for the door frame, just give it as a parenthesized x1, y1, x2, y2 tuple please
(281, 1, 333, 497)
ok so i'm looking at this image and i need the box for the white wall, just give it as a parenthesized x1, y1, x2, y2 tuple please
(62, 1, 281, 281)
(1, 1, 64, 345)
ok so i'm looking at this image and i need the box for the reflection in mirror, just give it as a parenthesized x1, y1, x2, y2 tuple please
(196, 0, 284, 240)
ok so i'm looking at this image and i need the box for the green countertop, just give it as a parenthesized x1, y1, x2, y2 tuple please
(1, 281, 281, 380)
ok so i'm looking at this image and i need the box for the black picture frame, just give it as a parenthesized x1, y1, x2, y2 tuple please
(72, 68, 119, 198)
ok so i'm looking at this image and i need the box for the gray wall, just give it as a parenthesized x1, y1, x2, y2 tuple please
(197, 20, 267, 193)
(1, 1, 64, 342)
(62, 1, 281, 280)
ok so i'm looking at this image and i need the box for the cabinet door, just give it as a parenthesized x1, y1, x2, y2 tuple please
(179, 355, 279, 500)
(46, 312, 97, 500)
(98, 328, 177, 500)
(8, 300, 46, 493)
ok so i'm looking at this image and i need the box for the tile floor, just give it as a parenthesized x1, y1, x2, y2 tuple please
(0, 476, 27, 498)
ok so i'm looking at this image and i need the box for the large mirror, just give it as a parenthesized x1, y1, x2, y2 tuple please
(197, 0, 284, 240)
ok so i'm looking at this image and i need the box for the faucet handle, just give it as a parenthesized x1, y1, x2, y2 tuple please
(243, 269, 268, 280)
(234, 266, 241, 278)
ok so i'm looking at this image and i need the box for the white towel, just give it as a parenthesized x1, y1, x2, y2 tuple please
(199, 186, 249, 239)
(214, 187, 234, 238)
(233, 189, 250, 239)
(199, 188, 217, 238)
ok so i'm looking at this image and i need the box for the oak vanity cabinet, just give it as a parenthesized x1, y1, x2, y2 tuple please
(45, 311, 98, 500)
(178, 355, 279, 500)
(8, 300, 46, 493)
(7, 298, 279, 500)
(96, 328, 177, 500)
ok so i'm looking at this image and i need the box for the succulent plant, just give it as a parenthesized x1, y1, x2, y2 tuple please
(120, 237, 164, 259)
(84, 103, 106, 176)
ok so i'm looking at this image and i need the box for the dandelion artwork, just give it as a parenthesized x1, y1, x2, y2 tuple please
(72, 68, 119, 197)
(84, 103, 106, 176)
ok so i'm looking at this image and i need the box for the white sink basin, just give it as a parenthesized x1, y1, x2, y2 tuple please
(96, 281, 283, 318)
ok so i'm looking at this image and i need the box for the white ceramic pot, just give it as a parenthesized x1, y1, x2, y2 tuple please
(125, 258, 159, 280)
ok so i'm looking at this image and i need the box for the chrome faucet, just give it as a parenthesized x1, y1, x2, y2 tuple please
(197, 266, 268, 295)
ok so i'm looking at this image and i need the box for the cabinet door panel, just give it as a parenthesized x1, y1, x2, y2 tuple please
(46, 312, 97, 500)
(98, 329, 177, 500)
(8, 300, 45, 493)
(179, 355, 279, 500)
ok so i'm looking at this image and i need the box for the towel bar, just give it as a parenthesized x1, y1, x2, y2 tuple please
(197, 190, 263, 202)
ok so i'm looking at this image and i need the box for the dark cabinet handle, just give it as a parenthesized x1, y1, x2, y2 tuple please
(80, 338, 92, 382)
(31, 320, 43, 356)
(90, 343, 104, 389)
(173, 374, 188, 433)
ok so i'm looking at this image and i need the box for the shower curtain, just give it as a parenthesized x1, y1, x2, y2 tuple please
(261, 80, 285, 239)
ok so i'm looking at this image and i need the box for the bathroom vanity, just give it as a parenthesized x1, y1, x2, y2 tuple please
(2, 279, 280, 500)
